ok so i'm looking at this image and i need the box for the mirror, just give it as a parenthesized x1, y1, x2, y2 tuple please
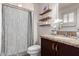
(59, 3, 77, 27)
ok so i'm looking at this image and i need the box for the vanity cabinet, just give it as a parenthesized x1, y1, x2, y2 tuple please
(58, 42, 79, 56)
(41, 37, 79, 56)
(41, 38, 58, 56)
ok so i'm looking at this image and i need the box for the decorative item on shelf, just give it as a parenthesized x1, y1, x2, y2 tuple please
(40, 4, 52, 15)
(43, 5, 48, 11)
(39, 16, 52, 21)
(39, 22, 50, 26)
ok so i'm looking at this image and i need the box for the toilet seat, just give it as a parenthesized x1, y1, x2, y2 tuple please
(28, 45, 40, 51)
(27, 45, 41, 54)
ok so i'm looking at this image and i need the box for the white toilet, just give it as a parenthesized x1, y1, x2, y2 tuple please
(27, 45, 41, 56)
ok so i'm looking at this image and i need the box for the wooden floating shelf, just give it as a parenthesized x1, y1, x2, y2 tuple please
(40, 24, 50, 26)
(40, 9, 52, 15)
(39, 17, 52, 21)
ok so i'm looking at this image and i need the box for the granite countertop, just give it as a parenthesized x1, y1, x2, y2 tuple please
(40, 35, 79, 48)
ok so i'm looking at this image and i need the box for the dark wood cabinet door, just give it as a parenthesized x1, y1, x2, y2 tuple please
(41, 38, 56, 56)
(58, 43, 79, 56)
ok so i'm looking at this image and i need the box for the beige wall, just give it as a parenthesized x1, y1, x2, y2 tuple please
(33, 4, 39, 44)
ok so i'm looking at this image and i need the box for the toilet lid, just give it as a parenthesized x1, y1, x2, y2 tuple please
(28, 45, 40, 51)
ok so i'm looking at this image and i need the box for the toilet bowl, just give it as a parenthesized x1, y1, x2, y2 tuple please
(27, 45, 41, 56)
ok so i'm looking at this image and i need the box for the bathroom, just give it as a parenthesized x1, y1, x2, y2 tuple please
(0, 3, 79, 56)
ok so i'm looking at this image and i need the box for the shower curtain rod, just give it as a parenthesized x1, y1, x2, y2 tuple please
(2, 3, 32, 12)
